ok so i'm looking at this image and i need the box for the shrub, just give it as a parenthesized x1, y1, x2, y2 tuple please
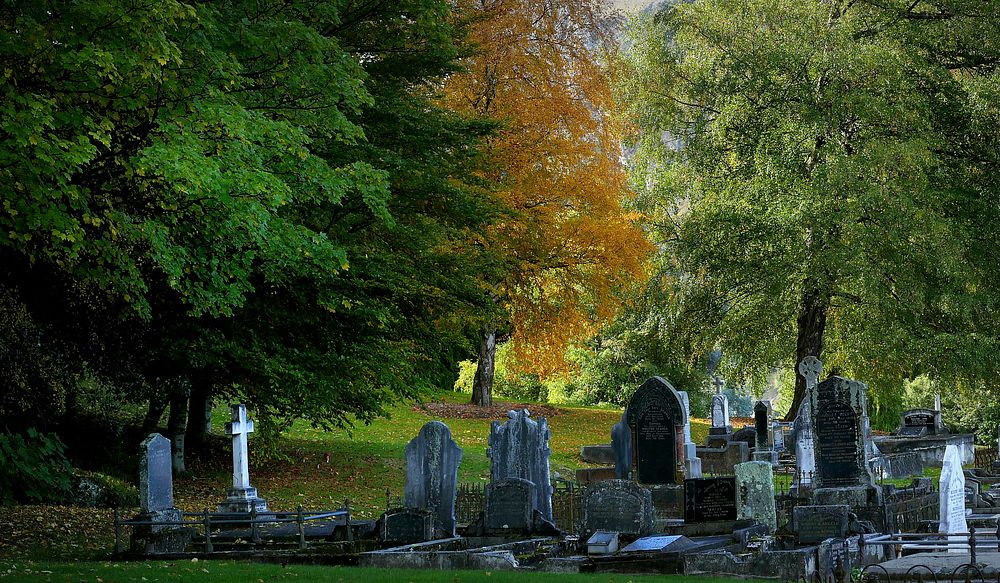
(70, 471, 139, 508)
(0, 429, 72, 505)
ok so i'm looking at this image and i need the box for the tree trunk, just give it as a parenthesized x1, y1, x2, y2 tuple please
(471, 328, 497, 407)
(167, 387, 189, 474)
(141, 395, 169, 434)
(784, 282, 830, 421)
(186, 383, 211, 451)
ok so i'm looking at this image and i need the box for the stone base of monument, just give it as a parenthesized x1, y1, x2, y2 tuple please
(647, 484, 684, 518)
(129, 509, 191, 555)
(217, 487, 268, 514)
(684, 458, 703, 479)
(698, 442, 748, 474)
(873, 433, 974, 468)
(579, 444, 615, 465)
(811, 485, 883, 509)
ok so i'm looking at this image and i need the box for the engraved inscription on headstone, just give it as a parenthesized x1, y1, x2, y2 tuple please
(485, 478, 533, 532)
(684, 477, 737, 523)
(815, 401, 861, 488)
(792, 505, 850, 544)
(382, 508, 434, 543)
(582, 479, 654, 535)
(624, 377, 685, 485)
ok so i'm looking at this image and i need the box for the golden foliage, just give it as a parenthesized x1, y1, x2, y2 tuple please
(444, 0, 651, 377)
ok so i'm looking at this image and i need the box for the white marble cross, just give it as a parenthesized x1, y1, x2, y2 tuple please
(797, 356, 822, 390)
(225, 404, 254, 490)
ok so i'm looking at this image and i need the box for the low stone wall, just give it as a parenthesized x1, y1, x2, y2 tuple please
(874, 434, 975, 468)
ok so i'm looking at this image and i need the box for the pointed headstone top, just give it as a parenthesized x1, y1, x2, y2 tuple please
(798, 356, 823, 389)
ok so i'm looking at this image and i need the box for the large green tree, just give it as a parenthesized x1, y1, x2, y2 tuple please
(0, 0, 502, 459)
(618, 0, 1000, 424)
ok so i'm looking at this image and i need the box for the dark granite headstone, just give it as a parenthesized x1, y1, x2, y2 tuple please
(754, 401, 770, 450)
(404, 421, 463, 536)
(622, 377, 685, 484)
(140, 434, 174, 513)
(814, 400, 862, 488)
(581, 479, 655, 535)
(792, 505, 850, 544)
(484, 477, 533, 532)
(381, 507, 434, 544)
(488, 410, 553, 521)
(683, 477, 737, 523)
(896, 408, 945, 437)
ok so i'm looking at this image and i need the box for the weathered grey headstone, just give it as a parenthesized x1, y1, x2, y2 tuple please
(735, 461, 776, 532)
(710, 393, 731, 430)
(381, 507, 434, 544)
(612, 414, 632, 480)
(217, 404, 268, 513)
(794, 357, 821, 490)
(140, 433, 174, 514)
(488, 409, 552, 521)
(678, 390, 702, 478)
(939, 444, 968, 552)
(485, 477, 533, 532)
(618, 377, 685, 484)
(404, 421, 463, 536)
(581, 479, 655, 536)
(684, 477, 737, 523)
(792, 505, 850, 544)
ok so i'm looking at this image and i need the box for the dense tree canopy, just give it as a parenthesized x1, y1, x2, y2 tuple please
(0, 0, 504, 451)
(618, 0, 1000, 425)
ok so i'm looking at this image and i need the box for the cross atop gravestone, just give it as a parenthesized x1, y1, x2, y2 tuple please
(712, 375, 725, 395)
(488, 409, 553, 521)
(217, 404, 268, 513)
(798, 356, 822, 390)
(404, 421, 463, 537)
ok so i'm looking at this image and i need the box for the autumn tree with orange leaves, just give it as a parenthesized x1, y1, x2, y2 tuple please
(444, 0, 651, 406)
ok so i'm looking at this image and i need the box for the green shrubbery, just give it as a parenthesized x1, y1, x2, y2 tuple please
(0, 429, 72, 505)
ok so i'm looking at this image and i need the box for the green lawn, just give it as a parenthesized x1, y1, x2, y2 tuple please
(0, 560, 738, 583)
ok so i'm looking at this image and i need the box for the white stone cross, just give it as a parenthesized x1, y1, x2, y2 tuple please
(225, 404, 254, 490)
(712, 375, 725, 395)
(797, 356, 822, 390)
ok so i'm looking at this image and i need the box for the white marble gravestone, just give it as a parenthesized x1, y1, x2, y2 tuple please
(217, 404, 268, 513)
(794, 356, 821, 489)
(939, 444, 968, 553)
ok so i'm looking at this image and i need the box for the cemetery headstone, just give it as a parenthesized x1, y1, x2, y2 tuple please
(994, 426, 1000, 474)
(792, 505, 850, 544)
(217, 404, 268, 513)
(678, 390, 702, 478)
(612, 414, 632, 480)
(735, 461, 776, 532)
(581, 479, 655, 536)
(404, 421, 463, 536)
(488, 409, 553, 521)
(793, 357, 822, 491)
(484, 477, 534, 533)
(710, 393, 731, 432)
(808, 376, 875, 490)
(896, 408, 945, 438)
(683, 477, 737, 523)
(752, 401, 778, 464)
(381, 508, 435, 544)
(615, 376, 685, 484)
(939, 444, 968, 553)
(139, 434, 182, 531)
